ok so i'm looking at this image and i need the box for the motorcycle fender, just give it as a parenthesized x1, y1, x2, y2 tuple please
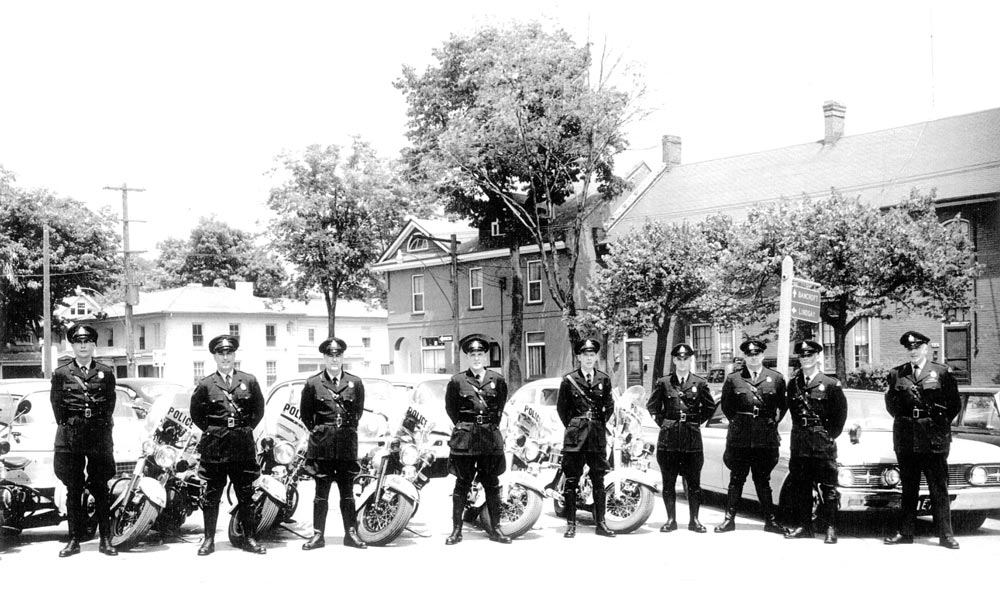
(137, 477, 167, 508)
(255, 474, 287, 505)
(501, 471, 545, 497)
(356, 474, 419, 509)
(604, 468, 660, 493)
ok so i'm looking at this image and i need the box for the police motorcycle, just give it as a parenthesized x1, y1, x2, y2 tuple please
(354, 407, 447, 546)
(109, 389, 204, 550)
(461, 404, 547, 538)
(0, 394, 37, 536)
(546, 390, 658, 534)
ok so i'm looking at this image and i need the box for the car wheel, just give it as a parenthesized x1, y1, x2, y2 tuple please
(951, 510, 989, 533)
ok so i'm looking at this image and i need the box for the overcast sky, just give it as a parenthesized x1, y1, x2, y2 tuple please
(1, 0, 997, 259)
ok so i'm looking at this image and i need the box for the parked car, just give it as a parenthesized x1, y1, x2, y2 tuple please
(706, 358, 743, 401)
(700, 388, 1000, 532)
(116, 378, 188, 418)
(953, 386, 1000, 448)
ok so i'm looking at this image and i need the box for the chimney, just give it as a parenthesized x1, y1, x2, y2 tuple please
(823, 101, 846, 144)
(234, 281, 254, 296)
(661, 135, 682, 168)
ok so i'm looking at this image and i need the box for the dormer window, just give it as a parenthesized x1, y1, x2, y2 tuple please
(490, 219, 504, 237)
(408, 235, 429, 252)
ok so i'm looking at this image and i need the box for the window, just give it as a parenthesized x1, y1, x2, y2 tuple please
(626, 340, 643, 387)
(265, 324, 277, 347)
(193, 361, 205, 385)
(690, 324, 713, 373)
(821, 323, 836, 374)
(192, 323, 204, 347)
(421, 336, 446, 374)
(526, 332, 546, 378)
(75, 301, 86, 315)
(362, 337, 371, 348)
(489, 342, 502, 368)
(412, 275, 425, 313)
(944, 216, 973, 247)
(307, 328, 315, 344)
(527, 261, 542, 304)
(469, 268, 483, 309)
(944, 324, 971, 384)
(138, 325, 146, 351)
(107, 329, 114, 347)
(490, 219, 504, 237)
(266, 361, 277, 387)
(229, 323, 240, 339)
(718, 326, 736, 363)
(407, 235, 428, 252)
(853, 318, 871, 368)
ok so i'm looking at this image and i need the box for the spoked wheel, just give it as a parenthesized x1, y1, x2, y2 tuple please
(111, 497, 161, 550)
(478, 485, 543, 539)
(227, 496, 281, 547)
(356, 491, 416, 547)
(604, 481, 654, 534)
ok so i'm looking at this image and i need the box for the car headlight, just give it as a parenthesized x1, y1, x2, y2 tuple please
(523, 440, 540, 462)
(399, 443, 420, 466)
(969, 466, 988, 485)
(362, 419, 384, 437)
(272, 440, 296, 465)
(836, 467, 855, 487)
(154, 445, 179, 468)
(882, 467, 901, 487)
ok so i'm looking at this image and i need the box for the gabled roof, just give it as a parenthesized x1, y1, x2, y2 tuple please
(607, 107, 1000, 235)
(376, 217, 478, 265)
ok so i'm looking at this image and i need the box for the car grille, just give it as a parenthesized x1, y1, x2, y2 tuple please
(843, 463, 1000, 488)
(115, 461, 137, 477)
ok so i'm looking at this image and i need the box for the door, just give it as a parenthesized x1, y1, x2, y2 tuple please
(943, 324, 971, 384)
(626, 341, 643, 387)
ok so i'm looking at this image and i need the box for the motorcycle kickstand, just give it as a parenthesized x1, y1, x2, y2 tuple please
(278, 523, 313, 539)
(403, 525, 431, 538)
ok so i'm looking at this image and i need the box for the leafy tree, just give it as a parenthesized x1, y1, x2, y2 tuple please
(267, 139, 423, 337)
(0, 166, 120, 344)
(397, 21, 644, 385)
(584, 218, 728, 383)
(703, 190, 979, 381)
(153, 216, 289, 298)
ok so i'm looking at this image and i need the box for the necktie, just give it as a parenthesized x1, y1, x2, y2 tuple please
(752, 372, 758, 382)
(913, 364, 921, 378)
(586, 373, 593, 386)
(333, 377, 339, 388)
(225, 374, 231, 388)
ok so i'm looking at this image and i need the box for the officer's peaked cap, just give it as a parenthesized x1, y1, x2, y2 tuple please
(671, 343, 695, 359)
(209, 335, 240, 354)
(739, 339, 767, 355)
(899, 331, 930, 349)
(319, 337, 348, 356)
(574, 338, 601, 355)
(460, 333, 491, 354)
(67, 324, 98, 343)
(793, 340, 823, 355)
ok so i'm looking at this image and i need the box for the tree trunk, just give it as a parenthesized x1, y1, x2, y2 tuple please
(324, 284, 338, 338)
(507, 246, 524, 390)
(651, 315, 672, 384)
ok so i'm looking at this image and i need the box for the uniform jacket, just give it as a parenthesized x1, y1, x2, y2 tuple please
(885, 361, 960, 454)
(721, 366, 787, 449)
(445, 369, 507, 456)
(556, 368, 615, 453)
(647, 372, 716, 453)
(300, 369, 365, 460)
(50, 359, 116, 454)
(190, 370, 265, 464)
(786, 369, 847, 459)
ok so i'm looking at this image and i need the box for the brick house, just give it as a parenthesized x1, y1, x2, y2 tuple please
(606, 103, 1000, 389)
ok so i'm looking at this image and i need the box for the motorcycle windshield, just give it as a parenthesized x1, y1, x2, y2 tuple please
(0, 391, 15, 426)
(146, 389, 201, 450)
(397, 406, 431, 440)
(273, 398, 309, 445)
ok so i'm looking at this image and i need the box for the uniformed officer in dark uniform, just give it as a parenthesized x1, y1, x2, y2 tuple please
(782, 340, 847, 544)
(557, 338, 616, 538)
(646, 343, 716, 533)
(300, 337, 367, 550)
(715, 338, 787, 534)
(884, 330, 961, 549)
(50, 324, 118, 557)
(444, 333, 511, 545)
(190, 335, 266, 555)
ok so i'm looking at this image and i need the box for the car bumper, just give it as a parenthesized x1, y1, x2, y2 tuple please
(839, 486, 1000, 513)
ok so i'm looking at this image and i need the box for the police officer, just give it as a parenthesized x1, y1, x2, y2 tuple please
(884, 331, 961, 549)
(715, 338, 787, 534)
(190, 335, 266, 555)
(782, 340, 847, 544)
(300, 337, 367, 550)
(557, 338, 616, 538)
(50, 324, 118, 557)
(646, 343, 716, 533)
(444, 334, 510, 545)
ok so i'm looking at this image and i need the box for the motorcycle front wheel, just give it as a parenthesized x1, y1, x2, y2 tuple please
(478, 484, 543, 539)
(227, 496, 281, 547)
(111, 496, 162, 550)
(604, 481, 654, 534)
(356, 491, 416, 547)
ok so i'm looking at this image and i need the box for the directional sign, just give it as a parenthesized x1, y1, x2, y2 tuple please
(791, 283, 821, 323)
(439, 335, 454, 343)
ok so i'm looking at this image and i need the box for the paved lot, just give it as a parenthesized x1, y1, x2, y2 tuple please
(2, 477, 997, 588)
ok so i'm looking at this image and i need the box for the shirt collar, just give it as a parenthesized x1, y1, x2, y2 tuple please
(326, 368, 343, 381)
(218, 370, 234, 379)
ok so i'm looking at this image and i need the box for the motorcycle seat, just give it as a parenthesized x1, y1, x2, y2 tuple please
(2, 456, 30, 470)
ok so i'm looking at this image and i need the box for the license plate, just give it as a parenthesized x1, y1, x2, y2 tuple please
(917, 495, 956, 512)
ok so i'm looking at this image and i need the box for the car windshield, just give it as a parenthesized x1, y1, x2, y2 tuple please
(138, 382, 186, 399)
(957, 394, 1000, 430)
(411, 380, 448, 405)
(15, 388, 137, 425)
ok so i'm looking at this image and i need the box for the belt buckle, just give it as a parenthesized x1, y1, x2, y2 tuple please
(475, 415, 485, 425)
(752, 406, 760, 418)
(84, 408, 92, 419)
(334, 415, 344, 427)
(227, 417, 235, 428)
(912, 408, 921, 419)
(678, 411, 686, 421)
(801, 417, 810, 427)
(582, 411, 593, 420)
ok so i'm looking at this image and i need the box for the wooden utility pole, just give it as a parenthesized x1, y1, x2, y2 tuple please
(43, 225, 52, 378)
(104, 183, 145, 377)
(450, 233, 460, 372)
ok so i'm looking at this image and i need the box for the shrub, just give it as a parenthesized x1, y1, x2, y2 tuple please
(845, 364, 891, 391)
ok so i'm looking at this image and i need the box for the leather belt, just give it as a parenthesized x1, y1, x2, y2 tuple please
(737, 407, 761, 418)
(799, 417, 823, 427)
(66, 408, 102, 419)
(459, 415, 493, 426)
(666, 412, 698, 423)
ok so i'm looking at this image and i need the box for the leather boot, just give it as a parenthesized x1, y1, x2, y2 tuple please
(59, 538, 81, 558)
(563, 488, 577, 538)
(823, 500, 837, 544)
(99, 536, 119, 556)
(485, 489, 512, 544)
(824, 526, 838, 544)
(243, 536, 267, 554)
(592, 480, 615, 537)
(94, 485, 115, 555)
(763, 513, 786, 535)
(302, 500, 327, 550)
(784, 526, 814, 539)
(445, 493, 465, 545)
(240, 503, 266, 554)
(687, 492, 706, 533)
(660, 494, 677, 532)
(198, 505, 218, 555)
(341, 498, 367, 549)
(714, 485, 740, 533)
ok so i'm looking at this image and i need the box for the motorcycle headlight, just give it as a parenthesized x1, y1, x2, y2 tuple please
(523, 440, 540, 462)
(272, 440, 296, 465)
(399, 443, 420, 466)
(143, 440, 158, 455)
(154, 445, 179, 468)
(628, 440, 646, 459)
(882, 467, 901, 487)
